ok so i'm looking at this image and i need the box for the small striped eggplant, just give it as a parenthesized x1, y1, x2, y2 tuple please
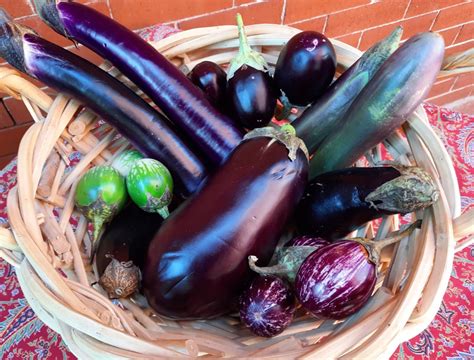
(295, 221, 420, 319)
(111, 150, 144, 177)
(239, 275, 296, 337)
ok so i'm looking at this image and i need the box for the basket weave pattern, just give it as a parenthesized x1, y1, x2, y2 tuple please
(0, 24, 473, 359)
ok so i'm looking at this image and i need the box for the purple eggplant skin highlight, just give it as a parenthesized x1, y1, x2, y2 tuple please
(188, 61, 227, 111)
(296, 241, 376, 320)
(285, 235, 329, 248)
(293, 27, 402, 154)
(274, 31, 336, 107)
(33, 0, 243, 166)
(227, 65, 278, 129)
(309, 32, 445, 178)
(0, 17, 206, 197)
(239, 275, 296, 337)
(143, 127, 308, 319)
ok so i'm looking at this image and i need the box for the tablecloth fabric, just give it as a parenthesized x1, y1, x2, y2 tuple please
(0, 25, 472, 359)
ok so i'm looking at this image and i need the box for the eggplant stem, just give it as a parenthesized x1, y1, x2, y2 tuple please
(236, 13, 250, 57)
(370, 219, 422, 253)
(157, 206, 170, 219)
(248, 255, 288, 276)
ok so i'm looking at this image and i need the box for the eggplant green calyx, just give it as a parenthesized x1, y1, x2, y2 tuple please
(0, 8, 34, 74)
(227, 13, 268, 80)
(244, 126, 309, 161)
(32, 0, 69, 38)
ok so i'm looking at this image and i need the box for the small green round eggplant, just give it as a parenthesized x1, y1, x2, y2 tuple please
(75, 165, 127, 241)
(111, 149, 144, 177)
(126, 159, 173, 218)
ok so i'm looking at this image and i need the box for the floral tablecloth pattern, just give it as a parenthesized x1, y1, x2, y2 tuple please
(0, 25, 473, 359)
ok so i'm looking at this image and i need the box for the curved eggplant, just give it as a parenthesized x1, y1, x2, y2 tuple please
(143, 127, 308, 319)
(0, 17, 206, 197)
(33, 0, 244, 166)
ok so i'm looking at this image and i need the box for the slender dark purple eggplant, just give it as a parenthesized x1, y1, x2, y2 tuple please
(274, 31, 336, 107)
(249, 236, 329, 283)
(296, 166, 438, 240)
(293, 27, 402, 154)
(226, 14, 277, 129)
(188, 61, 227, 110)
(295, 221, 420, 319)
(96, 203, 164, 298)
(33, 0, 243, 166)
(0, 15, 206, 197)
(239, 275, 296, 337)
(143, 127, 309, 319)
(309, 32, 445, 178)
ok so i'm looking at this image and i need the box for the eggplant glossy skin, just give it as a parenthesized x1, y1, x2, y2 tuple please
(295, 241, 376, 319)
(274, 31, 336, 106)
(296, 167, 400, 240)
(228, 65, 277, 129)
(239, 275, 296, 337)
(285, 235, 329, 248)
(188, 61, 227, 110)
(143, 136, 308, 319)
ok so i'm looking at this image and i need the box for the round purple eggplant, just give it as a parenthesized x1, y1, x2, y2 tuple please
(295, 221, 421, 319)
(274, 31, 336, 106)
(249, 235, 329, 283)
(188, 61, 227, 110)
(239, 275, 296, 337)
(226, 14, 277, 129)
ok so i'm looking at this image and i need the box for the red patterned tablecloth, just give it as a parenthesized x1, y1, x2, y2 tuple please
(0, 26, 473, 359)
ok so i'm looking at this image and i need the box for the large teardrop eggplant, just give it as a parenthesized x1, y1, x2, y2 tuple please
(143, 127, 308, 319)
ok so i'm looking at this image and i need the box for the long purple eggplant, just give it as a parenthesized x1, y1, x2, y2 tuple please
(0, 13, 205, 196)
(33, 0, 244, 166)
(143, 127, 309, 319)
(309, 32, 444, 178)
(293, 27, 402, 154)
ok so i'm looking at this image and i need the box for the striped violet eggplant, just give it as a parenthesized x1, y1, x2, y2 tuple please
(296, 166, 438, 240)
(75, 166, 127, 242)
(227, 14, 278, 129)
(239, 275, 296, 337)
(96, 203, 164, 299)
(33, 0, 243, 166)
(249, 236, 329, 283)
(274, 31, 336, 107)
(293, 27, 402, 154)
(143, 126, 309, 319)
(296, 221, 421, 319)
(309, 32, 445, 178)
(0, 14, 206, 197)
(188, 61, 227, 111)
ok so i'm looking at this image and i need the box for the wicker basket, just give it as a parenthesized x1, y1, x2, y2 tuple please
(0, 24, 473, 359)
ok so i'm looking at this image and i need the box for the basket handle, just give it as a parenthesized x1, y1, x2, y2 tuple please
(453, 208, 474, 252)
(0, 226, 23, 267)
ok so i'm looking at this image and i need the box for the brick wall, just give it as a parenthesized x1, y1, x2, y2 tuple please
(0, 0, 473, 168)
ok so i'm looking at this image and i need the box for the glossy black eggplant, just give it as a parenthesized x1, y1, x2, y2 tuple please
(0, 16, 206, 197)
(188, 61, 227, 110)
(143, 127, 309, 319)
(33, 0, 243, 166)
(226, 14, 277, 129)
(274, 31, 336, 106)
(295, 166, 438, 240)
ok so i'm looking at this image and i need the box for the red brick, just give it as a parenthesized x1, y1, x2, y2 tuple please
(2, 0, 33, 18)
(359, 12, 437, 50)
(0, 123, 33, 156)
(432, 3, 474, 31)
(405, 0, 469, 17)
(455, 22, 474, 43)
(0, 101, 14, 129)
(3, 97, 34, 125)
(284, 0, 370, 24)
(335, 32, 362, 48)
(452, 73, 474, 90)
(109, 0, 233, 30)
(67, 44, 105, 67)
(289, 16, 327, 33)
(325, 1, 409, 38)
(437, 25, 463, 46)
(427, 77, 457, 98)
(444, 40, 474, 57)
(178, 1, 284, 30)
(235, 0, 258, 4)
(0, 153, 16, 170)
(428, 85, 473, 106)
